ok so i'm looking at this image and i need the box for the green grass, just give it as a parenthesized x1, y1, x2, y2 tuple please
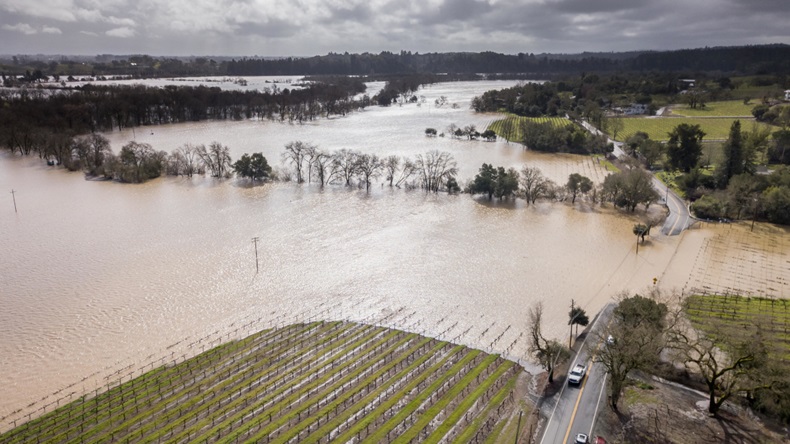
(488, 114, 572, 143)
(593, 154, 620, 172)
(614, 117, 773, 141)
(1, 322, 526, 443)
(668, 100, 756, 117)
(685, 295, 790, 363)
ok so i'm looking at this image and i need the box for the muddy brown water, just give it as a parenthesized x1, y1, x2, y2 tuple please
(1, 80, 787, 429)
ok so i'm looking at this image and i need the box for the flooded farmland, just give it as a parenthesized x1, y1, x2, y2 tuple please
(1, 79, 787, 429)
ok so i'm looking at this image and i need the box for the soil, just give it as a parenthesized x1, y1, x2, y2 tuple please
(594, 372, 790, 444)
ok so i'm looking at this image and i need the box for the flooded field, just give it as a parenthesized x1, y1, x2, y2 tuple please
(1, 79, 787, 429)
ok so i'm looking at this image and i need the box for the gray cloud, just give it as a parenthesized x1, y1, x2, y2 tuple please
(0, 0, 787, 56)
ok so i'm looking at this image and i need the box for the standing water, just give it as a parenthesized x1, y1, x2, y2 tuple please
(1, 79, 783, 429)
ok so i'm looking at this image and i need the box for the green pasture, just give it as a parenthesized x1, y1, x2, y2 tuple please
(668, 100, 756, 117)
(685, 294, 790, 363)
(614, 117, 772, 141)
(488, 115, 572, 143)
(0, 321, 527, 443)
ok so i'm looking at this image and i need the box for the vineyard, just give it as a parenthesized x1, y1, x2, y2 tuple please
(487, 115, 572, 143)
(685, 294, 790, 363)
(0, 321, 528, 444)
(613, 117, 771, 141)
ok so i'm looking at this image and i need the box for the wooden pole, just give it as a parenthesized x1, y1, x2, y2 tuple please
(11, 189, 17, 213)
(252, 237, 259, 273)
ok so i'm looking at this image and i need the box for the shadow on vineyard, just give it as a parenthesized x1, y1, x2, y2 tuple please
(0, 321, 531, 443)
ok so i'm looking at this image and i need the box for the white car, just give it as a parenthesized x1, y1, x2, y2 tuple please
(568, 363, 587, 385)
(574, 433, 589, 443)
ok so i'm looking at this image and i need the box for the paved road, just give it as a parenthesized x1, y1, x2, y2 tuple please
(653, 177, 693, 235)
(578, 120, 692, 236)
(539, 304, 615, 444)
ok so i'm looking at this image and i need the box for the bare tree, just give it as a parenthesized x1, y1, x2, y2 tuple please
(383, 155, 400, 187)
(303, 143, 317, 184)
(519, 165, 549, 205)
(528, 302, 570, 383)
(414, 150, 457, 193)
(447, 123, 459, 139)
(282, 140, 314, 183)
(197, 142, 233, 178)
(173, 143, 201, 177)
(395, 157, 416, 188)
(355, 153, 383, 191)
(332, 148, 360, 186)
(666, 306, 773, 415)
(312, 149, 332, 187)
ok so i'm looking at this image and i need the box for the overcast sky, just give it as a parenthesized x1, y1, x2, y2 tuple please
(1, 0, 789, 57)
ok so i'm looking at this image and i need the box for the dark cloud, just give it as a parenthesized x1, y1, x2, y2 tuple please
(0, 0, 788, 56)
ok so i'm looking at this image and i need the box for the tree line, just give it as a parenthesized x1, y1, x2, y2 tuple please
(224, 46, 790, 76)
(0, 79, 367, 157)
(5, 45, 790, 83)
(467, 162, 659, 212)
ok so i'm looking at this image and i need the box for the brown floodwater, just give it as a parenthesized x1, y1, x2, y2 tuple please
(1, 80, 787, 430)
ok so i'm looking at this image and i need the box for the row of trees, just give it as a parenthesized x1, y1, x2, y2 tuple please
(280, 141, 460, 193)
(519, 120, 612, 154)
(467, 162, 659, 212)
(425, 124, 496, 141)
(0, 79, 368, 157)
(7, 46, 790, 80)
(54, 133, 254, 183)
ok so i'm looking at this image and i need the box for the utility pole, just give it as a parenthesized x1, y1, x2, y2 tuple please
(252, 237, 259, 273)
(569, 299, 575, 348)
(514, 410, 523, 444)
(10, 189, 17, 213)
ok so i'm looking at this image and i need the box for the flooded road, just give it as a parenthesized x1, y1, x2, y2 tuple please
(1, 79, 787, 429)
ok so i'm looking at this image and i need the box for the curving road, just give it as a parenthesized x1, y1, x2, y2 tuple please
(653, 177, 692, 236)
(578, 120, 692, 236)
(539, 304, 615, 444)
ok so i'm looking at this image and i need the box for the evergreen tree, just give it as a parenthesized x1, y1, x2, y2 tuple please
(717, 120, 744, 188)
(666, 123, 705, 172)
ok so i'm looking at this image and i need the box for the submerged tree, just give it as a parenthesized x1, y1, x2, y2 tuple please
(414, 150, 457, 193)
(117, 141, 166, 183)
(519, 165, 550, 205)
(233, 152, 272, 181)
(566, 173, 593, 203)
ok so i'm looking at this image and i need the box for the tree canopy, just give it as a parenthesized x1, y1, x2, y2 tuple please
(233, 152, 272, 181)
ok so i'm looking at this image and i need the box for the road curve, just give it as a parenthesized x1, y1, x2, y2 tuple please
(653, 177, 692, 236)
(577, 119, 692, 236)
